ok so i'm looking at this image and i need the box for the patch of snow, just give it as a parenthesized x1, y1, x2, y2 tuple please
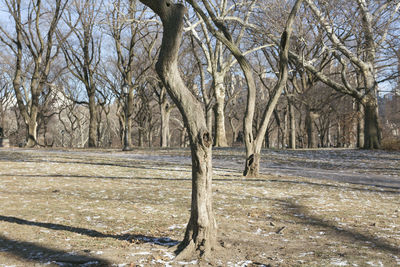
(394, 255, 400, 265)
(168, 224, 184, 230)
(177, 260, 198, 265)
(131, 251, 151, 256)
(298, 252, 314, 257)
(236, 260, 253, 267)
(254, 228, 262, 234)
(163, 251, 175, 260)
(330, 258, 348, 266)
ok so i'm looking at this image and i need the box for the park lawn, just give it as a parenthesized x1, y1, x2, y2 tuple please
(0, 148, 399, 266)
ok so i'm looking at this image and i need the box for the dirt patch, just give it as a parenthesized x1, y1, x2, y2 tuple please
(0, 148, 399, 266)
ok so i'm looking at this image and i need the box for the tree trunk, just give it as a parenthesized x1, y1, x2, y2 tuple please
(160, 106, 171, 147)
(289, 100, 296, 149)
(160, 89, 171, 147)
(283, 109, 288, 148)
(26, 117, 38, 148)
(357, 101, 365, 148)
(139, 0, 216, 259)
(88, 91, 97, 148)
(264, 130, 270, 148)
(213, 78, 228, 147)
(362, 94, 381, 149)
(206, 108, 213, 137)
(180, 127, 187, 148)
(123, 92, 134, 150)
(148, 129, 153, 147)
(243, 145, 260, 178)
(336, 122, 341, 147)
(138, 128, 144, 147)
(306, 109, 318, 148)
(176, 131, 216, 260)
(123, 117, 133, 150)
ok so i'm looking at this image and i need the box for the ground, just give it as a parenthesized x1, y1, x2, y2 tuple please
(0, 147, 399, 266)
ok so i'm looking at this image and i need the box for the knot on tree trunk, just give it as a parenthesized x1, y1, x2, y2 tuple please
(199, 130, 212, 148)
(243, 153, 260, 177)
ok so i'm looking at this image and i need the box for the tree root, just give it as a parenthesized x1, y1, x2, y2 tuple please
(174, 240, 196, 261)
(174, 238, 216, 263)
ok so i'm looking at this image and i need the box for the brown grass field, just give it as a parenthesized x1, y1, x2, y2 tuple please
(0, 148, 399, 266)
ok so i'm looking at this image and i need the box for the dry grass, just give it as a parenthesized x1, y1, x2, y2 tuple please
(382, 137, 400, 151)
(0, 148, 399, 266)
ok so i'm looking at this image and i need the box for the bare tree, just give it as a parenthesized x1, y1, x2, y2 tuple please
(0, 0, 69, 147)
(105, 0, 158, 150)
(188, 0, 303, 176)
(61, 0, 104, 147)
(0, 72, 14, 138)
(139, 0, 216, 259)
(289, 0, 400, 148)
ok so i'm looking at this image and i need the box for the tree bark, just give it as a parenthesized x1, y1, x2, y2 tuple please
(160, 87, 172, 147)
(356, 101, 364, 148)
(139, 0, 216, 260)
(88, 90, 97, 148)
(362, 94, 381, 149)
(138, 128, 144, 147)
(289, 100, 296, 149)
(305, 108, 319, 148)
(26, 116, 38, 148)
(213, 77, 228, 147)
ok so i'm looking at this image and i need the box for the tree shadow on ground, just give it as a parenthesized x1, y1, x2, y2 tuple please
(277, 198, 400, 255)
(0, 234, 109, 266)
(0, 215, 179, 247)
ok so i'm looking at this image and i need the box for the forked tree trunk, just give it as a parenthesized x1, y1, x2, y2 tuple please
(241, 0, 303, 177)
(139, 0, 216, 260)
